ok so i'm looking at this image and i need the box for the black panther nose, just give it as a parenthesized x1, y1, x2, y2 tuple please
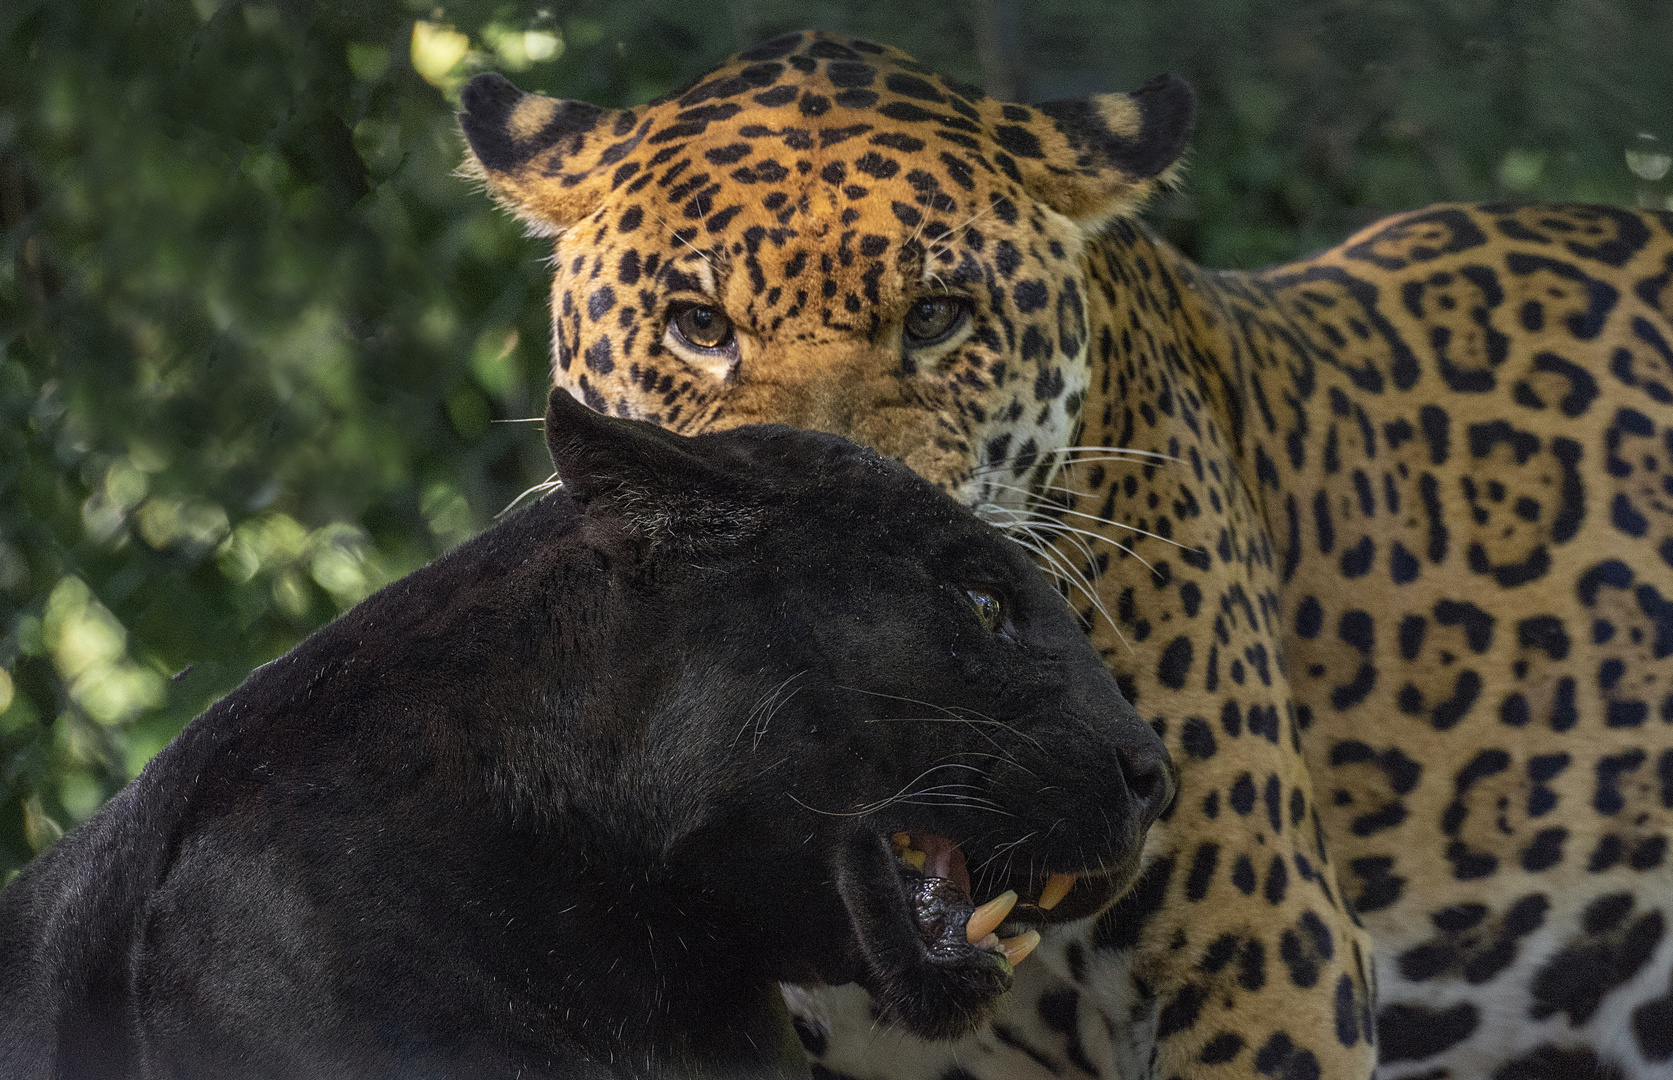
(1120, 738, 1177, 825)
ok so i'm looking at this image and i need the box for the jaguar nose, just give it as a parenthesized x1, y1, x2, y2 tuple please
(1120, 738, 1177, 826)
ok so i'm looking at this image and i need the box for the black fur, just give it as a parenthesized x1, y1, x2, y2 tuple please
(0, 390, 1170, 1078)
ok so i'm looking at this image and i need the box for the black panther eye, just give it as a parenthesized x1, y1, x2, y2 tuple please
(670, 303, 735, 351)
(966, 587, 1004, 633)
(903, 296, 969, 348)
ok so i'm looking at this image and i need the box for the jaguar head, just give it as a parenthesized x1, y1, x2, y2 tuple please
(463, 30, 1194, 513)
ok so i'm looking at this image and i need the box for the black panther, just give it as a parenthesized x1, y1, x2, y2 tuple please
(0, 390, 1172, 1079)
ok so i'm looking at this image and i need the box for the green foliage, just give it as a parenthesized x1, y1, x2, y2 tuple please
(2, 0, 1669, 879)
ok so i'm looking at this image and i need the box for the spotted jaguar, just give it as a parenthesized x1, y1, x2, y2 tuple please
(459, 30, 1673, 1080)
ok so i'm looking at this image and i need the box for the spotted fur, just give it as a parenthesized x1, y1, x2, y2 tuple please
(461, 31, 1673, 1080)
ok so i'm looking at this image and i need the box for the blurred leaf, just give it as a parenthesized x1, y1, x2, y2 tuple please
(412, 20, 472, 87)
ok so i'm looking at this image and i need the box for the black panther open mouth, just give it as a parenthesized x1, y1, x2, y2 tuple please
(887, 831, 1130, 948)
(833, 823, 1140, 1041)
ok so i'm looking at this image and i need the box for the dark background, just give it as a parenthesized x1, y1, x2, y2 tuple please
(3, 0, 1671, 878)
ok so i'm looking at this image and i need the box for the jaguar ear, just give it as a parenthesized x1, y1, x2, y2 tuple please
(459, 74, 645, 235)
(1009, 75, 1197, 229)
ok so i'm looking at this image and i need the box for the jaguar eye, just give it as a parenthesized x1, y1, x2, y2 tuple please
(670, 304, 735, 351)
(903, 296, 969, 348)
(967, 587, 1004, 633)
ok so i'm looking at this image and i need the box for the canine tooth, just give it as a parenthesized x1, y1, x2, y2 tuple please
(891, 832, 911, 849)
(1037, 873, 1074, 911)
(965, 890, 1017, 943)
(901, 848, 926, 871)
(998, 929, 1041, 965)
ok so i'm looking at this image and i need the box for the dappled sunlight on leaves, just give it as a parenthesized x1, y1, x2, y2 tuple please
(411, 21, 472, 88)
(1626, 149, 1671, 182)
(135, 499, 230, 554)
(421, 482, 480, 551)
(218, 514, 397, 613)
(21, 794, 62, 855)
(44, 578, 165, 727)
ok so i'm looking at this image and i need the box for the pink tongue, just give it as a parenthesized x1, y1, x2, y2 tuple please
(914, 834, 972, 898)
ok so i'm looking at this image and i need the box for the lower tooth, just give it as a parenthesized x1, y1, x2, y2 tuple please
(901, 848, 926, 871)
(974, 932, 1000, 951)
(998, 929, 1041, 965)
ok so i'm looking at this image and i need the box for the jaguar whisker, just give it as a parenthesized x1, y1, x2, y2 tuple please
(1000, 523, 1126, 648)
(989, 479, 1196, 552)
(971, 444, 1184, 480)
(982, 500, 1158, 578)
(497, 472, 562, 518)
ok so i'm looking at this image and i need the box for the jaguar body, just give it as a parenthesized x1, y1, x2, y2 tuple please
(461, 31, 1673, 1080)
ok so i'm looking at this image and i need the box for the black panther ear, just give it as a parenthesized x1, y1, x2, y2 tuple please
(545, 390, 763, 547)
(544, 388, 717, 513)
